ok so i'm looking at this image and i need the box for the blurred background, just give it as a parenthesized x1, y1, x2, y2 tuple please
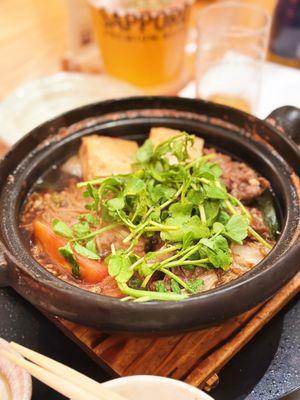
(0, 0, 300, 144)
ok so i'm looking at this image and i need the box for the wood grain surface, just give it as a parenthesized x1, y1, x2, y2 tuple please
(0, 0, 66, 99)
(50, 273, 299, 391)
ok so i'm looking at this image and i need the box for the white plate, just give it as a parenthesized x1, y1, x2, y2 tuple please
(0, 73, 141, 146)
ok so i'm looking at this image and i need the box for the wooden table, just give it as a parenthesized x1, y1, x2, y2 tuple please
(0, 0, 276, 100)
(0, 0, 66, 99)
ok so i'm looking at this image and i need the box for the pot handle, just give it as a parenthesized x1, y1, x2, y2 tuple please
(0, 246, 9, 287)
(266, 106, 300, 145)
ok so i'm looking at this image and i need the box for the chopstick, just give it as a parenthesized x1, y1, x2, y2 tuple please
(0, 348, 100, 400)
(0, 343, 128, 400)
(10, 342, 125, 400)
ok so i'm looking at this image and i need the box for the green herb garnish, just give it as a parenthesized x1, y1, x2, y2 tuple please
(256, 191, 280, 239)
(52, 132, 273, 297)
(53, 219, 73, 239)
(59, 243, 80, 279)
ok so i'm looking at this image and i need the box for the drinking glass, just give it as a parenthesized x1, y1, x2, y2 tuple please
(88, 0, 194, 87)
(196, 2, 271, 113)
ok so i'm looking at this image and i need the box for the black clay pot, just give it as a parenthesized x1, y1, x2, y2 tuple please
(0, 97, 299, 334)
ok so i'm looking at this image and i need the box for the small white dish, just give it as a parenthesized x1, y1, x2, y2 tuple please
(103, 375, 214, 400)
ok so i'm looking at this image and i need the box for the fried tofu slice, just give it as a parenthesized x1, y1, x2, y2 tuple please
(149, 127, 204, 160)
(79, 135, 138, 180)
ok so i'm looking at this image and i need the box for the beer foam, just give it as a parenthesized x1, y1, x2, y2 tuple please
(88, 0, 193, 13)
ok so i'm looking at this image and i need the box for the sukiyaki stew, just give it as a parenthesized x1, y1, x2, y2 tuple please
(21, 128, 278, 302)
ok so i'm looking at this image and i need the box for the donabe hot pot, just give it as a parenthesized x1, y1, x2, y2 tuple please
(0, 97, 299, 334)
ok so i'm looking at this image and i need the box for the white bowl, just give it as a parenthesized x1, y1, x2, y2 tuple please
(103, 375, 214, 400)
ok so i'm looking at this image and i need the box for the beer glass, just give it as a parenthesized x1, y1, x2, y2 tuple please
(196, 2, 271, 113)
(89, 0, 194, 87)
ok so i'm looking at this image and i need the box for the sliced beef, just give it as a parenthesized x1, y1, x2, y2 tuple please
(96, 227, 145, 257)
(204, 148, 269, 201)
(162, 266, 220, 293)
(248, 207, 270, 236)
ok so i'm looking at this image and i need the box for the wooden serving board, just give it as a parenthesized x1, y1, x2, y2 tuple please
(50, 273, 300, 392)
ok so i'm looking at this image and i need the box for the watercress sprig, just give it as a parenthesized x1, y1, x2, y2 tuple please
(51, 132, 272, 300)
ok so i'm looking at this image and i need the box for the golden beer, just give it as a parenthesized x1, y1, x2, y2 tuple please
(89, 0, 194, 87)
(207, 94, 252, 113)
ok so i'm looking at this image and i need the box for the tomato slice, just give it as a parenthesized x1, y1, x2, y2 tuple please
(33, 219, 108, 284)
